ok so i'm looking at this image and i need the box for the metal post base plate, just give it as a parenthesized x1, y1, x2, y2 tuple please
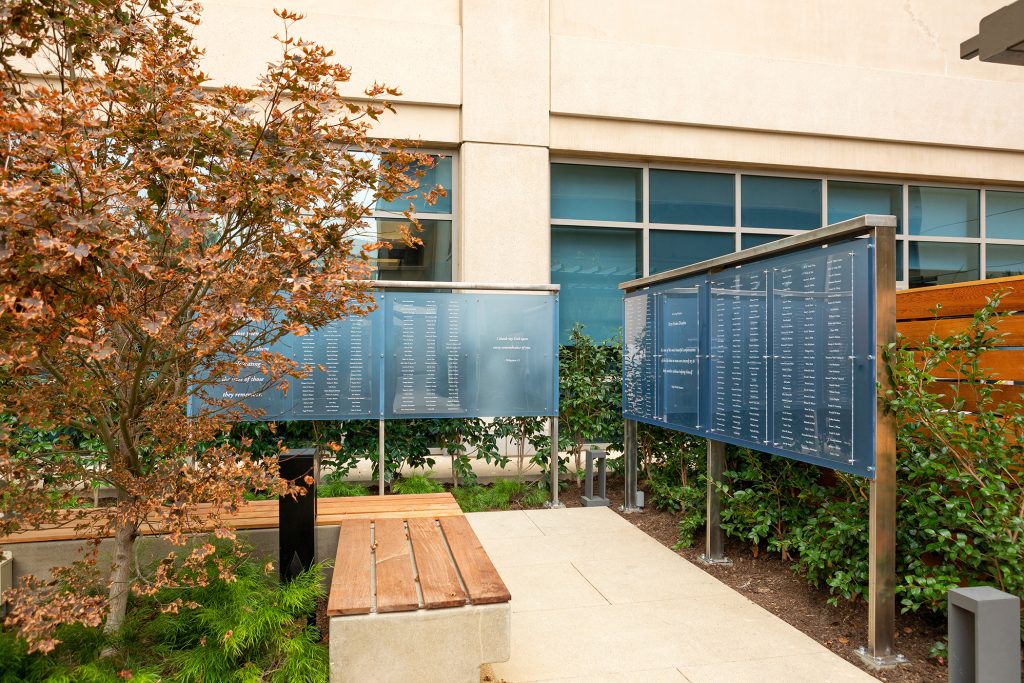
(853, 646, 908, 669)
(543, 500, 566, 509)
(618, 504, 641, 514)
(698, 553, 733, 567)
(580, 496, 610, 507)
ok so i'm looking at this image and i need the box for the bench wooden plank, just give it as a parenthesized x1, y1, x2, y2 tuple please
(439, 516, 510, 605)
(0, 493, 463, 544)
(327, 519, 372, 616)
(408, 518, 466, 609)
(373, 519, 420, 613)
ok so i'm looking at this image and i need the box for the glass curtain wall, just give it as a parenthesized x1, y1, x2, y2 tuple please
(551, 160, 1024, 339)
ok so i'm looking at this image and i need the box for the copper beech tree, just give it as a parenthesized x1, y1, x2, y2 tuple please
(0, 1, 435, 650)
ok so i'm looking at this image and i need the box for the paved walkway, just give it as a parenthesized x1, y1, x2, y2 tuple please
(467, 507, 877, 683)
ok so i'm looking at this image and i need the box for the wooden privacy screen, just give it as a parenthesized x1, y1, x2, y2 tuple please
(896, 274, 1024, 414)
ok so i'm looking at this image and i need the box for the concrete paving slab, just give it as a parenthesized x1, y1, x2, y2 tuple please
(570, 555, 730, 604)
(499, 562, 609, 613)
(523, 506, 636, 536)
(493, 603, 711, 681)
(465, 509, 544, 540)
(678, 652, 876, 683)
(475, 528, 660, 568)
(539, 668, 691, 683)
(469, 507, 878, 683)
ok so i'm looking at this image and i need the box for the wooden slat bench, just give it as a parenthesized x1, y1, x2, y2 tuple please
(0, 492, 463, 544)
(325, 497, 511, 683)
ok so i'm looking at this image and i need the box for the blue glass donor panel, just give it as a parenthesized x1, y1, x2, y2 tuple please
(622, 235, 876, 478)
(656, 277, 703, 430)
(384, 292, 558, 419)
(189, 307, 382, 421)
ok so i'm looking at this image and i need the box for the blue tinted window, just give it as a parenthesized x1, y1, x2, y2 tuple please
(986, 244, 1024, 278)
(827, 181, 902, 231)
(908, 242, 979, 288)
(985, 190, 1024, 240)
(354, 218, 452, 282)
(908, 186, 979, 238)
(649, 170, 734, 226)
(741, 176, 821, 230)
(897, 239, 905, 282)
(740, 233, 788, 250)
(377, 155, 453, 214)
(551, 226, 641, 344)
(551, 164, 642, 222)
(649, 230, 734, 274)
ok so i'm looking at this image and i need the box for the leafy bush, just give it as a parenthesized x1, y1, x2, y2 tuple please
(452, 479, 547, 512)
(886, 294, 1023, 619)
(640, 432, 706, 548)
(390, 474, 445, 495)
(719, 449, 825, 561)
(0, 545, 328, 682)
(317, 473, 370, 498)
(559, 326, 624, 475)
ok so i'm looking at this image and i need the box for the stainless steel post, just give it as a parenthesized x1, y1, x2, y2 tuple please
(622, 419, 640, 512)
(700, 438, 730, 565)
(378, 418, 385, 496)
(855, 223, 906, 667)
(546, 416, 564, 508)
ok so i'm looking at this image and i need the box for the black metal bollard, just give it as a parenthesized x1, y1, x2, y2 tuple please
(278, 448, 316, 583)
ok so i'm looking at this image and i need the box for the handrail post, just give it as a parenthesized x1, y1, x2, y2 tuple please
(378, 418, 386, 496)
(700, 438, 730, 565)
(856, 223, 906, 667)
(622, 419, 640, 512)
(546, 416, 564, 508)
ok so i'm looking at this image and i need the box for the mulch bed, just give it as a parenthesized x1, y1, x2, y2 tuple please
(557, 475, 951, 683)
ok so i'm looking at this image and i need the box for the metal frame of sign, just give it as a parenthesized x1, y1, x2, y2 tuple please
(618, 215, 903, 667)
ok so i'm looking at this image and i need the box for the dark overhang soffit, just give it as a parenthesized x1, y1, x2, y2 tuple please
(962, 0, 1024, 65)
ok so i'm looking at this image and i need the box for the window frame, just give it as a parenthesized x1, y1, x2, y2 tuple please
(550, 156, 1024, 292)
(367, 148, 459, 281)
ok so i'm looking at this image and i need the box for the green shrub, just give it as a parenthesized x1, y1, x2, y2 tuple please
(452, 479, 547, 512)
(390, 473, 445, 495)
(719, 449, 825, 561)
(641, 434, 706, 548)
(317, 473, 370, 498)
(559, 326, 623, 476)
(0, 546, 328, 682)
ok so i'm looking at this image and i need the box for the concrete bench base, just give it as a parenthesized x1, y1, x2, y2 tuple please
(329, 602, 511, 683)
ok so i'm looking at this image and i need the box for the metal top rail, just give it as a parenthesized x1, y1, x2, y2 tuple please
(351, 280, 560, 292)
(619, 214, 897, 292)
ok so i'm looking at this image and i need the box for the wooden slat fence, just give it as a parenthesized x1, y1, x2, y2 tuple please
(896, 274, 1024, 419)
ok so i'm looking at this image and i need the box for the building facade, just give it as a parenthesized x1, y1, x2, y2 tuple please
(197, 0, 1024, 342)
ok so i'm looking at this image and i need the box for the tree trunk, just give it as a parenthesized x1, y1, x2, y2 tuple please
(102, 519, 138, 638)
